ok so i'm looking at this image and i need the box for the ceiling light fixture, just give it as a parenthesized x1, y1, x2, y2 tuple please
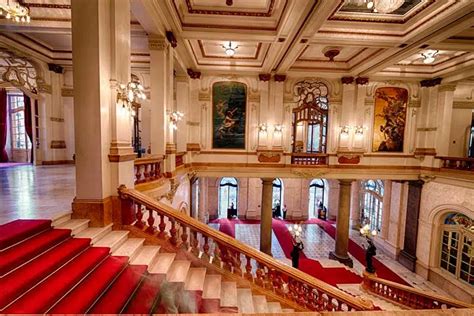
(222, 41, 238, 57)
(0, 0, 30, 23)
(421, 50, 439, 64)
(366, 0, 405, 14)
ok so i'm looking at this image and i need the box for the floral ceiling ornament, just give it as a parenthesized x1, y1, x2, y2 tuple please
(345, 0, 405, 13)
(0, 0, 31, 23)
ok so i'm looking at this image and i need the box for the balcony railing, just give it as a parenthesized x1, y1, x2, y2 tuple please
(134, 156, 164, 185)
(175, 152, 185, 168)
(118, 185, 374, 312)
(362, 273, 473, 309)
(437, 156, 474, 171)
(291, 153, 328, 165)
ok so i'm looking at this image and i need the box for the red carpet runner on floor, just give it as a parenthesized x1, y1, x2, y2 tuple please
(211, 218, 362, 286)
(306, 218, 410, 286)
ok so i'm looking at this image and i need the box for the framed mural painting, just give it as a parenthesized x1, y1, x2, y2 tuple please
(372, 87, 408, 152)
(212, 81, 247, 149)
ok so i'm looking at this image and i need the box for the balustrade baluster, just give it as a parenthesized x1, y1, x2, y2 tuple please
(202, 236, 210, 261)
(244, 255, 252, 280)
(146, 209, 156, 233)
(134, 165, 141, 184)
(232, 251, 242, 276)
(212, 242, 222, 267)
(158, 214, 167, 238)
(135, 203, 144, 228)
(170, 219, 178, 245)
(190, 230, 199, 256)
(181, 225, 189, 250)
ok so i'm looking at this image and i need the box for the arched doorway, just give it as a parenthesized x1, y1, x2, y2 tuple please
(308, 178, 327, 219)
(218, 177, 238, 219)
(272, 178, 283, 218)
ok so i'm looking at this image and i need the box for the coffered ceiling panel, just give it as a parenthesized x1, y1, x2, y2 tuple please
(188, 0, 272, 12)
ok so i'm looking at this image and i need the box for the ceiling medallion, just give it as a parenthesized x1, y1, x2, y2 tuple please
(222, 41, 238, 57)
(0, 0, 30, 23)
(345, 0, 405, 14)
(421, 49, 439, 64)
(226, 0, 233, 6)
(323, 47, 340, 61)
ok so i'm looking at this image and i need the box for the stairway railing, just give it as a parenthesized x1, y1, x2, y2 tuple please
(118, 185, 374, 312)
(134, 155, 164, 185)
(362, 273, 473, 309)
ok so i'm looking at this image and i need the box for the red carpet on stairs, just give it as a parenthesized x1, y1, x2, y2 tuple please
(89, 264, 148, 314)
(0, 228, 71, 275)
(49, 255, 129, 314)
(124, 273, 166, 314)
(0, 219, 52, 250)
(306, 219, 410, 286)
(0, 237, 91, 309)
(4, 247, 111, 314)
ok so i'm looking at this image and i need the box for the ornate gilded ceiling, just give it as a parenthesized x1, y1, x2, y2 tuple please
(0, 0, 472, 82)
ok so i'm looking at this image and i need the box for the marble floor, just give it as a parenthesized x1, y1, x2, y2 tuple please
(0, 164, 451, 300)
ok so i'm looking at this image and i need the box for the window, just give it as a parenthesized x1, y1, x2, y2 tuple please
(309, 179, 325, 218)
(8, 94, 27, 149)
(218, 177, 238, 218)
(469, 125, 474, 158)
(292, 81, 329, 154)
(440, 213, 473, 286)
(360, 180, 384, 231)
(272, 178, 283, 210)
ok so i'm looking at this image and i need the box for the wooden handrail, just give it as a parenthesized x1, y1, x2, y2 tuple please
(118, 185, 374, 312)
(363, 273, 473, 309)
(291, 153, 328, 157)
(134, 156, 164, 185)
(134, 155, 164, 165)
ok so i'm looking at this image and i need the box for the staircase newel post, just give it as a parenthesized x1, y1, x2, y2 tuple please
(118, 185, 135, 225)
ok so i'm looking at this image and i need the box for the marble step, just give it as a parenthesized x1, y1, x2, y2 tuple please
(93, 230, 129, 252)
(237, 288, 255, 314)
(252, 295, 268, 313)
(149, 253, 176, 275)
(53, 219, 90, 235)
(282, 308, 295, 312)
(112, 238, 145, 261)
(130, 245, 161, 269)
(51, 212, 72, 226)
(338, 284, 403, 311)
(267, 302, 282, 313)
(220, 281, 238, 308)
(166, 260, 191, 283)
(202, 274, 222, 299)
(184, 267, 207, 291)
(74, 224, 113, 244)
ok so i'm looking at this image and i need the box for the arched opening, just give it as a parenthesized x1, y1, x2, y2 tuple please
(291, 80, 329, 165)
(218, 177, 238, 219)
(309, 178, 327, 219)
(360, 180, 384, 232)
(272, 178, 283, 218)
(439, 212, 473, 286)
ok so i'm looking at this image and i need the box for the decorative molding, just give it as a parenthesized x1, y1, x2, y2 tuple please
(257, 151, 281, 163)
(416, 127, 437, 132)
(50, 117, 64, 122)
(338, 155, 361, 164)
(419, 174, 436, 183)
(198, 92, 210, 101)
(258, 73, 271, 82)
(356, 77, 369, 85)
(248, 93, 260, 102)
(186, 143, 201, 152)
(291, 169, 327, 178)
(166, 143, 177, 154)
(420, 77, 442, 88)
(108, 153, 137, 162)
(165, 31, 177, 48)
(37, 83, 52, 94)
(61, 88, 73, 97)
(50, 140, 66, 149)
(408, 100, 421, 108)
(341, 76, 354, 85)
(184, 0, 276, 17)
(159, 178, 180, 203)
(148, 38, 167, 51)
(274, 74, 286, 82)
(47, 63, 63, 74)
(186, 121, 200, 126)
(187, 68, 201, 79)
(414, 148, 437, 156)
(453, 101, 474, 109)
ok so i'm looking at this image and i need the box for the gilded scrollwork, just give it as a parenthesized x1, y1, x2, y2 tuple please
(0, 48, 43, 93)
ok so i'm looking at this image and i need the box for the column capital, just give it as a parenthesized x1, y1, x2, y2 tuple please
(148, 37, 168, 51)
(438, 83, 456, 92)
(165, 31, 178, 48)
(274, 74, 286, 82)
(355, 77, 369, 85)
(341, 76, 354, 85)
(261, 177, 275, 184)
(187, 68, 201, 79)
(338, 179, 355, 186)
(259, 73, 271, 82)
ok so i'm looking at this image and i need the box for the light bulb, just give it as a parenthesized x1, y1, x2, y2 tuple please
(6, 13, 11, 19)
(423, 57, 435, 64)
(367, 1, 374, 9)
(225, 48, 235, 56)
(288, 226, 292, 232)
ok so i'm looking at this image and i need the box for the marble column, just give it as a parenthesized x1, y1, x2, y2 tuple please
(71, 0, 134, 225)
(260, 178, 274, 256)
(350, 180, 361, 229)
(381, 180, 392, 239)
(329, 179, 354, 267)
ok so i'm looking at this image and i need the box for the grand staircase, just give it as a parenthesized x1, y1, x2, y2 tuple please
(0, 214, 294, 314)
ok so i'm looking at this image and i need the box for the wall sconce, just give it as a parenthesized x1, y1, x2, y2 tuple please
(258, 123, 268, 133)
(169, 111, 184, 130)
(340, 125, 350, 136)
(117, 81, 146, 111)
(354, 126, 364, 138)
(273, 124, 283, 134)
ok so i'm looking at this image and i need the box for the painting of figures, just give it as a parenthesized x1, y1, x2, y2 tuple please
(372, 87, 408, 152)
(212, 81, 247, 149)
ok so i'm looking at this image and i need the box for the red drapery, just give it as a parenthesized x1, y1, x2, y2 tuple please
(0, 88, 8, 162)
(24, 94, 34, 163)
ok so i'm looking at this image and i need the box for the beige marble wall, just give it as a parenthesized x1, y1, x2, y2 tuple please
(448, 108, 472, 157)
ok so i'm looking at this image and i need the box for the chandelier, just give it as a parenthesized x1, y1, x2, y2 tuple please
(0, 0, 31, 23)
(421, 50, 439, 64)
(345, 0, 405, 14)
(222, 41, 238, 57)
(116, 81, 146, 111)
(169, 111, 184, 130)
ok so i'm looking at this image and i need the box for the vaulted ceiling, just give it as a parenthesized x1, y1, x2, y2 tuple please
(0, 0, 473, 81)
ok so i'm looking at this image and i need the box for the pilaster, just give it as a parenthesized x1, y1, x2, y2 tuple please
(260, 177, 274, 256)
